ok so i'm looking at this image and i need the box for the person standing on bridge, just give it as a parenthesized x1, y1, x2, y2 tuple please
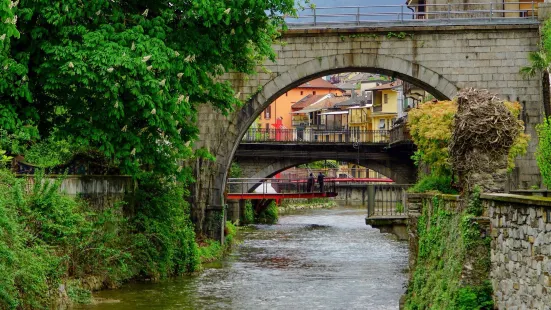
(318, 172, 325, 193)
(307, 173, 314, 192)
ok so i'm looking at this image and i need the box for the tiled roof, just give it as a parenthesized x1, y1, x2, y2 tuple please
(368, 80, 403, 91)
(298, 78, 343, 89)
(295, 96, 349, 113)
(291, 94, 328, 110)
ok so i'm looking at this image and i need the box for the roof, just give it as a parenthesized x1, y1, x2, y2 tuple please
(293, 96, 349, 114)
(291, 94, 328, 110)
(333, 95, 372, 108)
(334, 82, 357, 90)
(298, 78, 343, 90)
(368, 80, 403, 91)
(321, 111, 348, 115)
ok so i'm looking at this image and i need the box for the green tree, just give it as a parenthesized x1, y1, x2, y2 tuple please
(1, 0, 296, 178)
(521, 18, 551, 116)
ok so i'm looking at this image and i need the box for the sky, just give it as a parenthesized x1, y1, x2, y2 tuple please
(293, 0, 412, 23)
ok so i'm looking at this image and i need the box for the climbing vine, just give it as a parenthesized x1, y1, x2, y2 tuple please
(405, 188, 493, 310)
(536, 117, 551, 188)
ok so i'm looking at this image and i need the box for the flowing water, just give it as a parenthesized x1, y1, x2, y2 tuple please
(82, 205, 408, 310)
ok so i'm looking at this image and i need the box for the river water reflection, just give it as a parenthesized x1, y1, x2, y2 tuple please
(83, 205, 408, 310)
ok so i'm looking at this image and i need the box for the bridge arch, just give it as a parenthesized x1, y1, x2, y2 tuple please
(235, 157, 415, 193)
(233, 53, 459, 151)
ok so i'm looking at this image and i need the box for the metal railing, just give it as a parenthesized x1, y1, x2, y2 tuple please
(279, 168, 391, 181)
(367, 184, 411, 217)
(286, 2, 539, 27)
(389, 124, 411, 144)
(242, 128, 390, 143)
(227, 178, 336, 195)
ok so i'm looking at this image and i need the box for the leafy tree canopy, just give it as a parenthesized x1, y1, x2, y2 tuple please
(0, 0, 296, 178)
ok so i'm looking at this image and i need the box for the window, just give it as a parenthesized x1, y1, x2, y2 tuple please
(264, 105, 271, 119)
(266, 123, 270, 130)
(313, 91, 316, 95)
(384, 94, 389, 104)
(300, 91, 304, 95)
(285, 92, 288, 97)
(379, 119, 386, 129)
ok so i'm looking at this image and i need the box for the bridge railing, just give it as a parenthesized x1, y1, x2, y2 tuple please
(367, 184, 412, 218)
(286, 2, 539, 27)
(242, 128, 390, 143)
(279, 168, 392, 181)
(227, 178, 336, 195)
(389, 124, 411, 144)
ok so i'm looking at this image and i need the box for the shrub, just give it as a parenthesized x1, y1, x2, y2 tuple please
(255, 201, 279, 224)
(130, 174, 200, 279)
(242, 200, 255, 224)
(409, 173, 458, 194)
(536, 117, 551, 188)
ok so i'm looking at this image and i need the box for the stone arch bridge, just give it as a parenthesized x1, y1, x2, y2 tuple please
(190, 21, 544, 236)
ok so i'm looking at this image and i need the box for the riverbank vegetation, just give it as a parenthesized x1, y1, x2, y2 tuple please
(279, 198, 337, 213)
(0, 168, 202, 308)
(404, 189, 493, 310)
(0, 0, 298, 308)
(241, 200, 279, 224)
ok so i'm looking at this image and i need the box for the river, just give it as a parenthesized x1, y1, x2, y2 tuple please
(82, 205, 408, 310)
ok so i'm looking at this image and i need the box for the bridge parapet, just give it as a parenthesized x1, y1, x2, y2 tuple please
(286, 2, 539, 28)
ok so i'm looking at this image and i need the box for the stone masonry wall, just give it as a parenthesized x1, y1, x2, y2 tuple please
(484, 193, 551, 310)
(24, 175, 134, 211)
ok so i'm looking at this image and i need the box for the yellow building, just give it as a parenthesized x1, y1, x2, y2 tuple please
(369, 81, 401, 133)
(344, 81, 403, 143)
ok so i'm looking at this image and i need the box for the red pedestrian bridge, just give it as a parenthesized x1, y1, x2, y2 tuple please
(225, 177, 393, 200)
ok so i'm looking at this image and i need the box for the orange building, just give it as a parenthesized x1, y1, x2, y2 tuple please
(257, 78, 344, 130)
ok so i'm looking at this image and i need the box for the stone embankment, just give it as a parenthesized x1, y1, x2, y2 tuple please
(483, 193, 551, 309)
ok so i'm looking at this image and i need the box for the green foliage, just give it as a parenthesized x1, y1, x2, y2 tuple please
(0, 0, 297, 179)
(0, 169, 133, 309)
(242, 200, 255, 225)
(0, 149, 11, 165)
(408, 100, 456, 175)
(454, 282, 494, 310)
(198, 221, 237, 263)
(405, 194, 493, 310)
(409, 173, 458, 194)
(23, 138, 76, 167)
(395, 202, 404, 213)
(198, 240, 223, 263)
(255, 201, 279, 224)
(229, 162, 242, 178)
(521, 18, 551, 78)
(408, 99, 528, 189)
(536, 117, 551, 188)
(131, 174, 200, 278)
(280, 197, 335, 207)
(298, 160, 338, 169)
(66, 285, 92, 304)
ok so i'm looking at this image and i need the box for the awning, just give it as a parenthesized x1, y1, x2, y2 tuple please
(321, 111, 348, 115)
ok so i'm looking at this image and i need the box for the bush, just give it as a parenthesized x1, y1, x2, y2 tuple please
(130, 174, 200, 279)
(242, 200, 255, 225)
(536, 117, 551, 188)
(0, 169, 133, 309)
(255, 201, 279, 224)
(409, 174, 458, 194)
(198, 221, 238, 263)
